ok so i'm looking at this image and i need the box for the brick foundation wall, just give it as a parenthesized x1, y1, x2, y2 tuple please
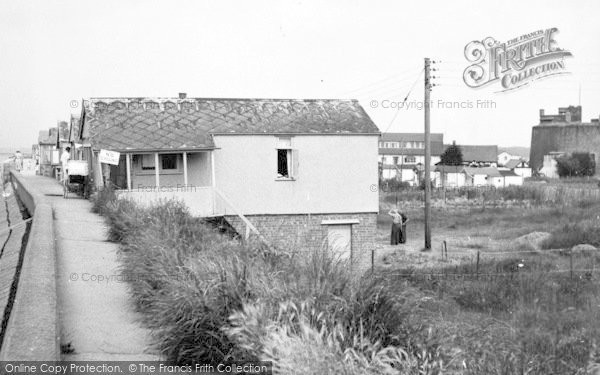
(225, 212, 378, 273)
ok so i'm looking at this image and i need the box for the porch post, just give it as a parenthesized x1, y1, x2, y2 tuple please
(210, 150, 216, 187)
(183, 152, 188, 186)
(96, 152, 103, 188)
(210, 150, 216, 214)
(154, 153, 160, 188)
(126, 153, 132, 191)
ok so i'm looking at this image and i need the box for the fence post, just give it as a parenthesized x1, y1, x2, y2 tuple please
(570, 251, 573, 280)
(371, 248, 375, 275)
(476, 250, 480, 280)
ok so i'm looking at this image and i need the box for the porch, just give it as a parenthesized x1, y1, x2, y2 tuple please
(104, 150, 223, 217)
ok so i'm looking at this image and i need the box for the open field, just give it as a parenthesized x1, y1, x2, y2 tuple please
(374, 185, 600, 374)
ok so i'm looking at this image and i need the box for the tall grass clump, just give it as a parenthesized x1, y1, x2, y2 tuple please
(91, 192, 446, 371)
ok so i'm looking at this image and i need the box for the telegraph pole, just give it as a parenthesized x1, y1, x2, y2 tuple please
(424, 58, 432, 250)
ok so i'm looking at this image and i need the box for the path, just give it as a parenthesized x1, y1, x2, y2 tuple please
(19, 175, 158, 360)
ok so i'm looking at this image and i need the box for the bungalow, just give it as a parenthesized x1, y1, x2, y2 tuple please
(502, 158, 532, 178)
(434, 165, 466, 187)
(463, 167, 503, 187)
(37, 127, 59, 177)
(443, 144, 498, 167)
(434, 165, 504, 188)
(498, 169, 524, 186)
(75, 95, 380, 269)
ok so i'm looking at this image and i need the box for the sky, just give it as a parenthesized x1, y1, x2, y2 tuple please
(1, 0, 599, 151)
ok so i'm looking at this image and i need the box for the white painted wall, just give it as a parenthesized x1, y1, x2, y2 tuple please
(213, 134, 379, 215)
(502, 175, 523, 186)
(437, 172, 466, 187)
(380, 154, 440, 166)
(514, 167, 532, 178)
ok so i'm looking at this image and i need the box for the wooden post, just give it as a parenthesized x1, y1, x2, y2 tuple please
(210, 151, 216, 188)
(126, 153, 132, 191)
(476, 250, 480, 279)
(183, 152, 188, 187)
(570, 251, 573, 280)
(211, 150, 216, 214)
(424, 57, 432, 250)
(371, 248, 375, 275)
(154, 153, 160, 188)
(97, 153, 103, 188)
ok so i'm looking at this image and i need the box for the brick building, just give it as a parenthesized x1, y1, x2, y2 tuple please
(530, 105, 600, 174)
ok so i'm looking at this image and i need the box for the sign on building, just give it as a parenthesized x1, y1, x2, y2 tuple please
(99, 149, 121, 165)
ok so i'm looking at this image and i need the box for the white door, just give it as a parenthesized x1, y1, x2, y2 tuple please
(327, 225, 352, 261)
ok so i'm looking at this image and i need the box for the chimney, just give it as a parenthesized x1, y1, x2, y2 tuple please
(178, 93, 187, 99)
(539, 109, 545, 118)
(565, 111, 571, 122)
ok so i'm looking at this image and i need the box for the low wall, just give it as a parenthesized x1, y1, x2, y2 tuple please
(0, 171, 59, 360)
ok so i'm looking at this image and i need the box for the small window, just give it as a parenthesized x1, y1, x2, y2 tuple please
(393, 156, 399, 165)
(278, 149, 290, 177)
(141, 154, 155, 170)
(276, 137, 297, 179)
(161, 154, 177, 170)
(404, 156, 416, 163)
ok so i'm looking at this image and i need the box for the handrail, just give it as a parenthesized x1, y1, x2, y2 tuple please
(0, 170, 59, 360)
(212, 187, 267, 243)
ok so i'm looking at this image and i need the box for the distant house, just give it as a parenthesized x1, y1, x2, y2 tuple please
(67, 114, 83, 160)
(463, 166, 503, 187)
(498, 169, 524, 186)
(434, 165, 466, 187)
(378, 132, 444, 185)
(501, 158, 532, 178)
(37, 128, 59, 177)
(74, 96, 380, 269)
(497, 151, 521, 166)
(445, 144, 498, 167)
(434, 165, 504, 188)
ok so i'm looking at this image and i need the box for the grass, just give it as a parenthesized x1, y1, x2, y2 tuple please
(92, 188, 446, 373)
(381, 254, 600, 373)
(92, 185, 600, 373)
(381, 182, 600, 207)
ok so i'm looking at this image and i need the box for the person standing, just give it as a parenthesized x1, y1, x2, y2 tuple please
(400, 211, 409, 243)
(60, 146, 71, 183)
(388, 207, 403, 245)
(14, 150, 23, 172)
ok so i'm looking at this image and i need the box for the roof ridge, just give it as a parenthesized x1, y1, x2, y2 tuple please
(84, 97, 360, 102)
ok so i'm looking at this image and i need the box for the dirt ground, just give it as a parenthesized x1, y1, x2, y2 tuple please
(373, 203, 592, 270)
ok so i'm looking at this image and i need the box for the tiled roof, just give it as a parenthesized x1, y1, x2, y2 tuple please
(80, 98, 379, 152)
(463, 167, 502, 177)
(69, 115, 81, 143)
(434, 165, 465, 173)
(380, 132, 444, 142)
(504, 158, 526, 170)
(444, 144, 498, 162)
(499, 169, 519, 177)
